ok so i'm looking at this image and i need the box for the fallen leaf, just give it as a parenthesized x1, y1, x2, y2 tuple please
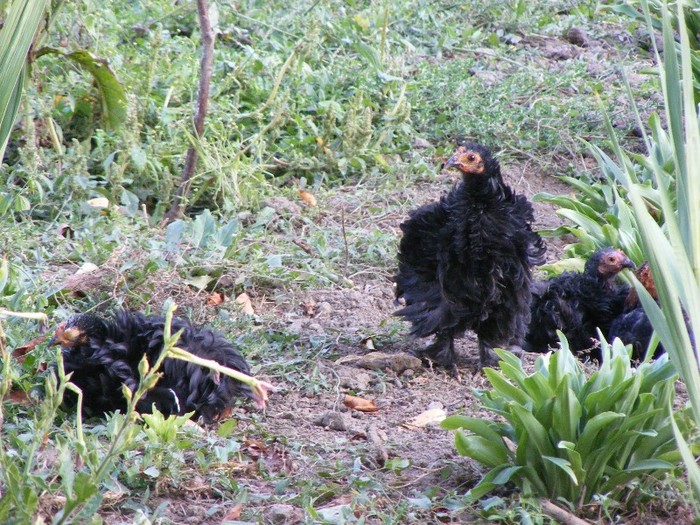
(303, 298, 316, 317)
(56, 223, 74, 238)
(298, 189, 317, 207)
(207, 291, 226, 306)
(221, 504, 243, 523)
(235, 293, 255, 315)
(360, 337, 375, 350)
(403, 408, 446, 429)
(12, 334, 47, 361)
(292, 238, 313, 255)
(184, 275, 213, 291)
(244, 437, 268, 453)
(7, 390, 30, 404)
(343, 394, 379, 413)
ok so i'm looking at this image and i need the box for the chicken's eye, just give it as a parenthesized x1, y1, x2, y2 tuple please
(467, 154, 476, 162)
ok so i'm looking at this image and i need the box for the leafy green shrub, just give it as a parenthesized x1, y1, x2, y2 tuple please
(529, 0, 700, 502)
(442, 339, 691, 508)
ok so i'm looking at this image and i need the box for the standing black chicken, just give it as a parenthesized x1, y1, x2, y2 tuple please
(394, 143, 546, 373)
(608, 262, 664, 360)
(50, 310, 253, 422)
(524, 247, 635, 356)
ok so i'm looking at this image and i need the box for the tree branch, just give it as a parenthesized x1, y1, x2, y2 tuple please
(164, 0, 215, 223)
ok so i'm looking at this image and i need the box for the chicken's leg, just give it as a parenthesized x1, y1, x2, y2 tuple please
(478, 339, 501, 369)
(413, 330, 459, 376)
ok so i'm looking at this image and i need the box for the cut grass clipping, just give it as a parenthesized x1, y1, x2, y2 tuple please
(442, 336, 694, 509)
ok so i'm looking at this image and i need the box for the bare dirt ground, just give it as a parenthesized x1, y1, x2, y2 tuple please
(233, 166, 578, 523)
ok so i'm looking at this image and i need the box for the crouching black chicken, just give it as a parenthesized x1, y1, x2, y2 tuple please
(50, 310, 254, 422)
(524, 247, 635, 357)
(394, 143, 546, 373)
(609, 262, 664, 360)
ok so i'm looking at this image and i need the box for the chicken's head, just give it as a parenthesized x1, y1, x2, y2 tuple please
(444, 144, 496, 177)
(49, 313, 105, 347)
(587, 247, 635, 278)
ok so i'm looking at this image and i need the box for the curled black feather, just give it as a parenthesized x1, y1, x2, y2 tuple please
(394, 143, 546, 369)
(55, 310, 252, 422)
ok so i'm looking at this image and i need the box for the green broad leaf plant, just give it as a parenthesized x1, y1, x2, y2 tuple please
(442, 339, 692, 509)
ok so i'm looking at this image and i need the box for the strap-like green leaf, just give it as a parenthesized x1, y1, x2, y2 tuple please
(0, 0, 50, 161)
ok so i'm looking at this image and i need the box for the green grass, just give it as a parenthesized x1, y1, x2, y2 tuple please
(0, 0, 684, 522)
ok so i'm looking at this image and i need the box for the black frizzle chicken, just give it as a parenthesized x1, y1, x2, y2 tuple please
(50, 310, 253, 422)
(609, 262, 665, 360)
(394, 143, 546, 373)
(524, 247, 635, 357)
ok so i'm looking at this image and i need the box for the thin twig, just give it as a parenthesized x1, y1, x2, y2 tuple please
(341, 207, 349, 277)
(540, 499, 592, 525)
(164, 0, 215, 222)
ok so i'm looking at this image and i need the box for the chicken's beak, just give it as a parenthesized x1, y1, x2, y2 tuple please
(623, 258, 636, 270)
(48, 323, 64, 346)
(443, 155, 458, 169)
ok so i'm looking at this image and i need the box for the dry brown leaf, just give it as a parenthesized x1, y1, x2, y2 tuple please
(292, 238, 313, 255)
(244, 437, 268, 453)
(298, 189, 317, 207)
(403, 407, 446, 429)
(234, 292, 255, 315)
(343, 394, 379, 413)
(7, 390, 31, 404)
(206, 291, 226, 306)
(221, 504, 243, 523)
(303, 298, 316, 317)
(12, 334, 47, 362)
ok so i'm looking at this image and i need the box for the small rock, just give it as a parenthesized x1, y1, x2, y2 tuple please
(335, 352, 422, 374)
(542, 40, 577, 60)
(316, 301, 333, 317)
(316, 504, 352, 523)
(307, 322, 325, 334)
(337, 367, 372, 391)
(565, 26, 590, 47)
(287, 319, 305, 334)
(314, 411, 349, 431)
(412, 137, 432, 149)
(268, 503, 303, 524)
(471, 69, 503, 87)
(367, 424, 389, 466)
(427, 401, 444, 410)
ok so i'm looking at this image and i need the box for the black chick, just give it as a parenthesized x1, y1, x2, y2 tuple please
(394, 143, 546, 373)
(524, 247, 635, 357)
(50, 310, 252, 422)
(609, 262, 664, 360)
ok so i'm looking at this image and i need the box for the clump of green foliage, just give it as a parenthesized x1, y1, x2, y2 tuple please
(442, 339, 691, 508)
